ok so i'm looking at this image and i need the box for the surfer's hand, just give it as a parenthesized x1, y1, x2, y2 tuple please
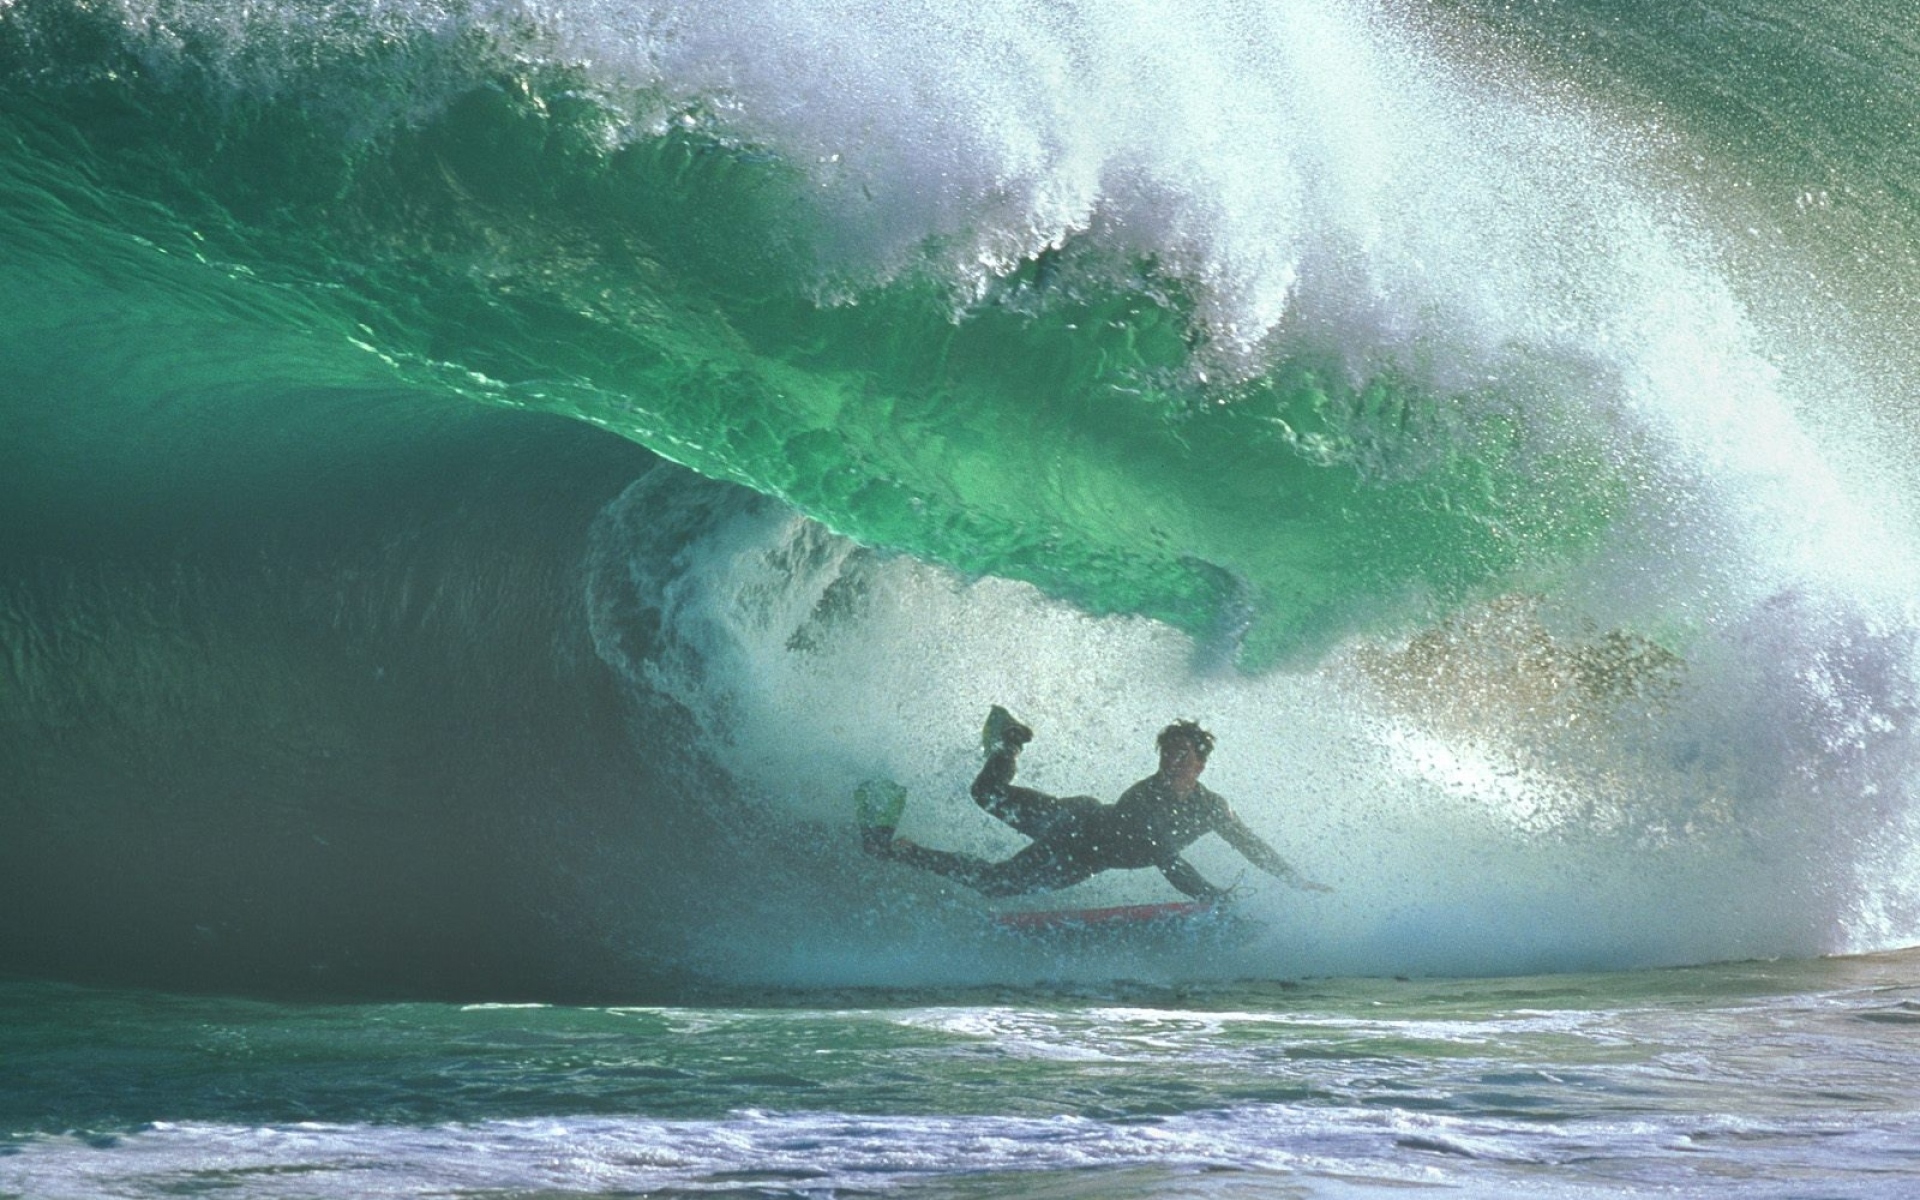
(1202, 872, 1249, 904)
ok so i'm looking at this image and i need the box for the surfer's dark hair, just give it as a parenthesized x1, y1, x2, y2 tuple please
(1157, 720, 1215, 758)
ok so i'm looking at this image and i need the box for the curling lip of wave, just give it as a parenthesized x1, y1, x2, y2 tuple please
(0, 0, 1702, 665)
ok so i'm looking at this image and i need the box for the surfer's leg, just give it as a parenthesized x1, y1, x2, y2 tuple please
(879, 841, 1003, 890)
(973, 756, 1101, 845)
(971, 844, 1094, 897)
(885, 840, 1089, 898)
(972, 757, 1060, 834)
(971, 733, 1091, 842)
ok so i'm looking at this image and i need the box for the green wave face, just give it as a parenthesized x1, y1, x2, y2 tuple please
(0, 0, 1645, 667)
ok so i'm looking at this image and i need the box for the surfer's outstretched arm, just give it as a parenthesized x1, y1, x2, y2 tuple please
(1216, 810, 1333, 892)
(1158, 855, 1226, 902)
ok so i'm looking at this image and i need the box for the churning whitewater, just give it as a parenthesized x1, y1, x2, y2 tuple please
(4, 0, 1920, 999)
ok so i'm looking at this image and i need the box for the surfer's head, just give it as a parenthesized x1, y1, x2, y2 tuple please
(1156, 720, 1214, 786)
(1157, 720, 1215, 759)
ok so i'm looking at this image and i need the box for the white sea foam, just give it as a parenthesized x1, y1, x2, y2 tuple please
(7, 1104, 1920, 1199)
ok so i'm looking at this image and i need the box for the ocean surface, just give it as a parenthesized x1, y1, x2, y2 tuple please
(4, 0, 1920, 1194)
(8, 954, 1920, 1198)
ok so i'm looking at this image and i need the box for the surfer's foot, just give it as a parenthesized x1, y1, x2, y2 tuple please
(981, 705, 1033, 756)
(855, 779, 909, 856)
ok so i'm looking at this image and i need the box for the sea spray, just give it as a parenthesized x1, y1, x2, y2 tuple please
(580, 472, 1918, 980)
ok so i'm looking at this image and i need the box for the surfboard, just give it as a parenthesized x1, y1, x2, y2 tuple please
(991, 900, 1219, 933)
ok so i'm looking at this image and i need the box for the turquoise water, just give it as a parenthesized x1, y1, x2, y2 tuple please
(6, 0, 1920, 1193)
(8, 953, 1920, 1197)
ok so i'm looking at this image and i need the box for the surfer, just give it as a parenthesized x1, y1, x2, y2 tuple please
(860, 708, 1332, 901)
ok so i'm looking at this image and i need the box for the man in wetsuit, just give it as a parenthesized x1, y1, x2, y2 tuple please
(862, 707, 1331, 901)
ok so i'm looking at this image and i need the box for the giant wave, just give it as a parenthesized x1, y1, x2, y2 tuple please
(3, 0, 1919, 998)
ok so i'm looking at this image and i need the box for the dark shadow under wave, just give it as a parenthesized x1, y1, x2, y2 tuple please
(0, 381, 757, 1001)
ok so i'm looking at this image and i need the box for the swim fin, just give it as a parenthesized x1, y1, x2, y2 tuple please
(855, 778, 908, 853)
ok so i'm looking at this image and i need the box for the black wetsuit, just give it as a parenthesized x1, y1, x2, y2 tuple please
(884, 746, 1240, 899)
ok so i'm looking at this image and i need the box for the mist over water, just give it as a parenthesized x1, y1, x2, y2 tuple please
(4, 0, 1920, 996)
(578, 474, 1917, 987)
